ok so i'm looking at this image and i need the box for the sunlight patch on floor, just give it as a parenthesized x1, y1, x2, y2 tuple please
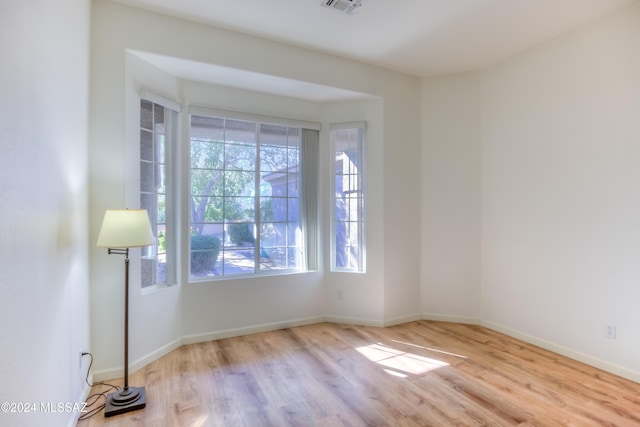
(355, 343, 449, 376)
(191, 415, 210, 427)
(391, 339, 468, 359)
(383, 368, 408, 378)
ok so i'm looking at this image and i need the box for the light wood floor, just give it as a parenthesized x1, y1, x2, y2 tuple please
(77, 321, 640, 426)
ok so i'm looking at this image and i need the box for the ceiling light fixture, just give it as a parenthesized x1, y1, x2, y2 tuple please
(321, 0, 363, 15)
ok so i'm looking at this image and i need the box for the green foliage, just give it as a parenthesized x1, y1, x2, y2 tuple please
(158, 231, 166, 252)
(260, 198, 273, 222)
(189, 121, 300, 237)
(190, 234, 221, 273)
(229, 223, 255, 245)
(190, 140, 256, 229)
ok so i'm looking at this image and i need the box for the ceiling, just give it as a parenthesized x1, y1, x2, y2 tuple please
(132, 51, 377, 102)
(113, 0, 636, 77)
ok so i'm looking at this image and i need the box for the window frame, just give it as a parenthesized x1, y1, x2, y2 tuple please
(139, 92, 180, 290)
(187, 107, 320, 282)
(330, 122, 366, 273)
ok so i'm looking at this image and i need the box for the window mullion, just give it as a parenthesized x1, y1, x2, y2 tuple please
(222, 123, 227, 275)
(164, 110, 175, 284)
(254, 131, 261, 272)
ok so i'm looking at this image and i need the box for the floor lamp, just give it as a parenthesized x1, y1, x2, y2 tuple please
(97, 209, 154, 417)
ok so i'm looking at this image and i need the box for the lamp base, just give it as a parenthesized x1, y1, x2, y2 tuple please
(105, 386, 146, 417)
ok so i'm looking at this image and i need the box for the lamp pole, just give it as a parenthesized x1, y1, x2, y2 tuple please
(103, 247, 146, 417)
(97, 209, 153, 417)
(123, 249, 130, 390)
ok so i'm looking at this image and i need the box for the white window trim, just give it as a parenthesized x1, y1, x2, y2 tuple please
(329, 121, 366, 131)
(189, 105, 320, 131)
(141, 89, 183, 113)
(330, 122, 366, 273)
(187, 109, 318, 281)
(139, 90, 182, 290)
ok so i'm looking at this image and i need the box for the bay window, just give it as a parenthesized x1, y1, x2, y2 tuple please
(137, 97, 320, 286)
(189, 108, 319, 280)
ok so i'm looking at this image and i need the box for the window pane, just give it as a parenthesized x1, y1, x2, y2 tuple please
(288, 224, 299, 246)
(261, 123, 287, 142)
(190, 233, 221, 278)
(199, 196, 224, 223)
(189, 113, 306, 280)
(225, 119, 256, 144)
(156, 134, 165, 164)
(288, 146, 299, 164)
(140, 161, 153, 193)
(260, 197, 274, 222)
(260, 147, 287, 172)
(140, 130, 153, 161)
(335, 196, 347, 221)
(141, 193, 154, 214)
(153, 105, 164, 129)
(140, 99, 175, 288)
(266, 249, 286, 270)
(261, 143, 288, 173)
(141, 259, 153, 288)
(222, 247, 255, 275)
(288, 198, 299, 223)
(269, 197, 285, 223)
(225, 143, 256, 171)
(191, 169, 222, 196)
(157, 194, 166, 224)
(191, 115, 224, 141)
(191, 140, 224, 169)
(140, 100, 152, 129)
(156, 164, 166, 194)
(224, 170, 255, 196)
(156, 223, 166, 284)
(288, 173, 299, 197)
(331, 126, 365, 272)
(224, 197, 254, 222)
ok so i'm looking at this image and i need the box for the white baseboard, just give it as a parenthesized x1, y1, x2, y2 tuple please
(384, 313, 422, 326)
(421, 312, 480, 325)
(182, 315, 327, 345)
(325, 315, 385, 327)
(481, 320, 640, 384)
(93, 337, 182, 382)
(315, 313, 422, 328)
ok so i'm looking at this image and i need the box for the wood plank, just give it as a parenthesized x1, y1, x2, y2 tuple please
(77, 321, 640, 426)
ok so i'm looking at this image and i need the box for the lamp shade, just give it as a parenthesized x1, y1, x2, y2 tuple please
(97, 209, 154, 248)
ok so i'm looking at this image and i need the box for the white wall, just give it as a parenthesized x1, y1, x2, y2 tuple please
(0, 1, 91, 427)
(481, 1, 640, 378)
(90, 0, 421, 377)
(421, 73, 483, 323)
(383, 83, 423, 324)
(421, 1, 640, 380)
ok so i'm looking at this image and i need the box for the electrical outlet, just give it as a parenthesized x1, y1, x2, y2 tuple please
(605, 325, 616, 339)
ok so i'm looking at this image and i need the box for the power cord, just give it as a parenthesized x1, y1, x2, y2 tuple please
(77, 352, 122, 421)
